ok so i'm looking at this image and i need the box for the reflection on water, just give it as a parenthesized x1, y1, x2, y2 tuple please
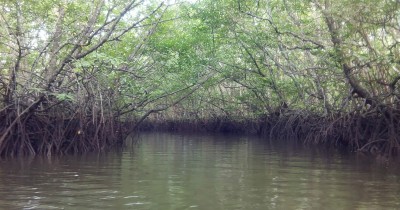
(0, 132, 399, 209)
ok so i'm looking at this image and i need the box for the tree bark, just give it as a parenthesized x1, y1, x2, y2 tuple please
(318, 0, 374, 106)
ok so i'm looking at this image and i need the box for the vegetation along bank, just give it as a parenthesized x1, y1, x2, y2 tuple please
(0, 0, 399, 157)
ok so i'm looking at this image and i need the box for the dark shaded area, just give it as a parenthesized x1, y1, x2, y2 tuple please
(138, 117, 260, 134)
(1, 103, 400, 159)
(0, 108, 126, 157)
(137, 107, 400, 159)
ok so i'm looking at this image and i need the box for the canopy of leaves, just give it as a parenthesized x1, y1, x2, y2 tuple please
(0, 0, 399, 121)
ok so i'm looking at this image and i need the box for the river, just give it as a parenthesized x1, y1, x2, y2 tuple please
(0, 132, 399, 209)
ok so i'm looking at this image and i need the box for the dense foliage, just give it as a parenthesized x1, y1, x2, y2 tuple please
(0, 0, 399, 157)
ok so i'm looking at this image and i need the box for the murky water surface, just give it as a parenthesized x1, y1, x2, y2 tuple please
(0, 132, 399, 209)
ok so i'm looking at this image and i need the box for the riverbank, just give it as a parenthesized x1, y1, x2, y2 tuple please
(1, 105, 399, 158)
(138, 109, 400, 158)
(0, 110, 126, 157)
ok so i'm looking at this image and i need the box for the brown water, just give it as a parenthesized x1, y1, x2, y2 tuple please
(0, 132, 399, 209)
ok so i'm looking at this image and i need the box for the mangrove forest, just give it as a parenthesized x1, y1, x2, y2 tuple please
(0, 0, 399, 157)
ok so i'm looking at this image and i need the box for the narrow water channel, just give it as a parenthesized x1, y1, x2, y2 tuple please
(0, 132, 399, 209)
